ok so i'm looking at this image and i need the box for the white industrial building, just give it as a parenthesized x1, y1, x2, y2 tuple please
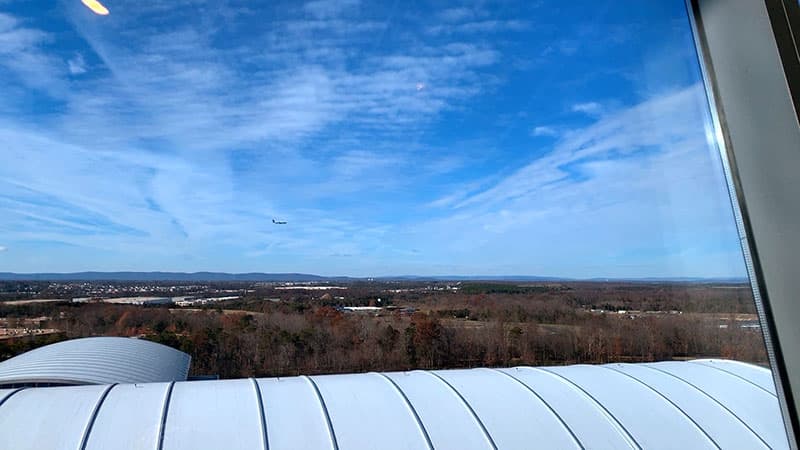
(0, 337, 788, 449)
(102, 296, 173, 305)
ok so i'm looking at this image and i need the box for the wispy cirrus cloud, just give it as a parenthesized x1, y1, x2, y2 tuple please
(414, 84, 742, 277)
(66, 53, 86, 74)
(427, 5, 529, 35)
(427, 20, 529, 35)
(60, 11, 499, 148)
(437, 7, 476, 23)
(0, 1, 511, 272)
(0, 12, 67, 95)
(0, 1, 744, 277)
(457, 86, 708, 209)
(571, 101, 603, 115)
(531, 125, 558, 137)
(303, 0, 360, 19)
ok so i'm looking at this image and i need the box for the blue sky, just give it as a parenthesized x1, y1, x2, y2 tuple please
(0, 0, 746, 278)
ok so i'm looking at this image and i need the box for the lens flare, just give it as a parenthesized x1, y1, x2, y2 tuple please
(81, 0, 109, 15)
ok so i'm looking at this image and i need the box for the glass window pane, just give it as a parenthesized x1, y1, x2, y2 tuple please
(0, 0, 790, 447)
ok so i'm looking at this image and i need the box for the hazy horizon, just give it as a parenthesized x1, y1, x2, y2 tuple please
(0, 270, 749, 283)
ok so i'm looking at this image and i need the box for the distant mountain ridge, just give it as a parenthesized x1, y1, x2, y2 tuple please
(0, 272, 336, 282)
(0, 271, 749, 283)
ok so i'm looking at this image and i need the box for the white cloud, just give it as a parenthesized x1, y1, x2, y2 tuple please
(459, 20, 528, 32)
(571, 101, 603, 115)
(0, 13, 66, 95)
(427, 20, 528, 35)
(532, 125, 557, 137)
(0, 7, 742, 277)
(0, 246, 7, 252)
(411, 84, 743, 277)
(67, 54, 86, 74)
(303, 0, 360, 19)
(0, 6, 508, 268)
(57, 16, 499, 151)
(462, 87, 706, 208)
(438, 8, 476, 22)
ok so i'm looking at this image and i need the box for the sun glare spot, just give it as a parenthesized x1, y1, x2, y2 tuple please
(81, 0, 109, 15)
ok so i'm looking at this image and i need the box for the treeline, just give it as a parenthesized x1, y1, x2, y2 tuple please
(564, 283, 757, 313)
(0, 298, 767, 379)
(0, 283, 767, 378)
(459, 283, 569, 295)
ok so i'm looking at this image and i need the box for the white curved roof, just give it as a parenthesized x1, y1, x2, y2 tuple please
(0, 359, 787, 450)
(0, 337, 191, 386)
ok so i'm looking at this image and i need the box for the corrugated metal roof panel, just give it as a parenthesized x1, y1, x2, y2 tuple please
(258, 376, 335, 450)
(0, 359, 787, 450)
(385, 370, 492, 450)
(648, 360, 789, 449)
(84, 382, 170, 450)
(690, 359, 776, 394)
(0, 384, 107, 450)
(0, 388, 17, 406)
(313, 372, 432, 450)
(162, 379, 264, 450)
(498, 367, 637, 449)
(434, 368, 582, 449)
(545, 364, 718, 450)
(0, 337, 190, 386)
(611, 363, 769, 449)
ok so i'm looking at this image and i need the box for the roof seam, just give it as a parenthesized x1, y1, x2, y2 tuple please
(250, 378, 269, 450)
(423, 370, 498, 450)
(603, 366, 721, 449)
(78, 383, 117, 450)
(372, 372, 434, 450)
(532, 367, 641, 450)
(302, 375, 339, 450)
(688, 361, 777, 397)
(691, 359, 771, 372)
(641, 364, 772, 449)
(487, 368, 584, 450)
(156, 381, 176, 450)
(0, 387, 24, 410)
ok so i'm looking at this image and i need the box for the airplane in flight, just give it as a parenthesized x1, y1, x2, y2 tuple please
(272, 219, 287, 225)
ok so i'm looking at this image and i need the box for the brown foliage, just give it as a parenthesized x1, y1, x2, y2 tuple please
(0, 282, 769, 377)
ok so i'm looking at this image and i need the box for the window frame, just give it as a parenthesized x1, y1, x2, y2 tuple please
(688, 0, 800, 446)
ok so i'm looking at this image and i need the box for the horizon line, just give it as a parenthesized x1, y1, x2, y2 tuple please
(0, 271, 750, 283)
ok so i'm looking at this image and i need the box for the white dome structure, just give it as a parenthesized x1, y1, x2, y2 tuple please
(0, 348, 787, 449)
(0, 337, 190, 387)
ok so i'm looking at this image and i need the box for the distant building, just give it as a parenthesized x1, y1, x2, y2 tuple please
(341, 306, 383, 313)
(174, 296, 239, 307)
(102, 296, 173, 306)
